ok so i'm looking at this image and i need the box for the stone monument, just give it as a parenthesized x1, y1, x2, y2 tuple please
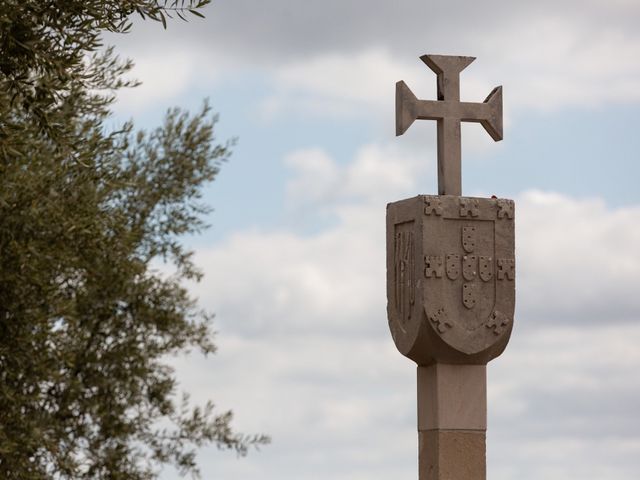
(387, 54, 515, 480)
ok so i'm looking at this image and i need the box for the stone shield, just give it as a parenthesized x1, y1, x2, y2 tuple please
(386, 195, 515, 365)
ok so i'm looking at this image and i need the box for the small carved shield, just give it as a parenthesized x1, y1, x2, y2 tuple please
(463, 283, 476, 309)
(479, 256, 493, 282)
(462, 255, 477, 281)
(462, 226, 476, 253)
(446, 254, 460, 280)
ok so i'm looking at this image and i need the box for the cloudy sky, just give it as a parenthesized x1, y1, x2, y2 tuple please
(107, 1, 640, 478)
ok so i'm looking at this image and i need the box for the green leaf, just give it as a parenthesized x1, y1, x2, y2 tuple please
(189, 9, 205, 18)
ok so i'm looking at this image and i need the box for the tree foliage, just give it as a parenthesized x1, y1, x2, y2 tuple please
(0, 0, 209, 142)
(0, 1, 269, 478)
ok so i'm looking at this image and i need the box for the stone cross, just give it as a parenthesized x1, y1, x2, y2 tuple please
(396, 55, 503, 196)
(386, 55, 515, 480)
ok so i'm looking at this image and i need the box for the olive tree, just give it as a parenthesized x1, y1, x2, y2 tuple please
(0, 2, 268, 478)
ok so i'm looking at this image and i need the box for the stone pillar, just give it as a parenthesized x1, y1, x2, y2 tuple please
(417, 364, 486, 480)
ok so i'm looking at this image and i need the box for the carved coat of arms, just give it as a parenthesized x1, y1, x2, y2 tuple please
(386, 195, 515, 365)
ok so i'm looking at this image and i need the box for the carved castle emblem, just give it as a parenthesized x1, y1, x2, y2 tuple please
(386, 195, 515, 363)
(394, 228, 415, 328)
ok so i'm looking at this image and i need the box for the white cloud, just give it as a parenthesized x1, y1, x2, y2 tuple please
(518, 191, 640, 324)
(113, 51, 194, 114)
(105, 1, 640, 126)
(489, 322, 640, 479)
(259, 27, 640, 122)
(283, 143, 432, 212)
(110, 46, 225, 116)
(283, 148, 340, 208)
(260, 49, 408, 118)
(483, 18, 640, 112)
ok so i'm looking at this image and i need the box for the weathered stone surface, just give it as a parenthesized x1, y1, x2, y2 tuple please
(419, 430, 486, 480)
(386, 195, 515, 365)
(417, 364, 486, 431)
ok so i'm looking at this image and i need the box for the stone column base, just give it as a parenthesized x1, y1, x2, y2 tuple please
(419, 430, 486, 480)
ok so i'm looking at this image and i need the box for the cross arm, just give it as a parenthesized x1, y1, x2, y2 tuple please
(396, 81, 503, 141)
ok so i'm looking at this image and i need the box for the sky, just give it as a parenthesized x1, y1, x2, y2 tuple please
(106, 1, 640, 478)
